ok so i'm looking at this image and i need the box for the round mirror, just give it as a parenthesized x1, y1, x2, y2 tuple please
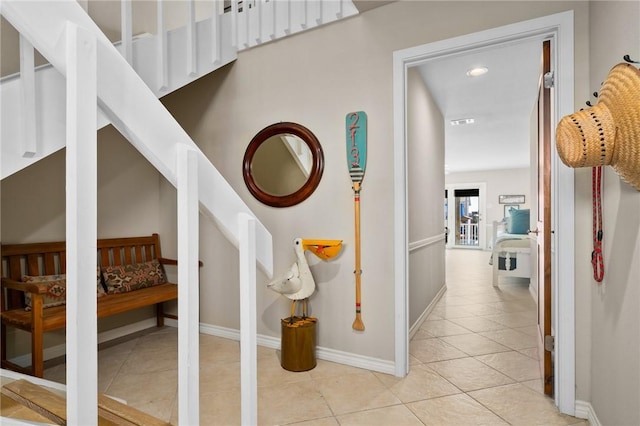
(243, 122, 324, 207)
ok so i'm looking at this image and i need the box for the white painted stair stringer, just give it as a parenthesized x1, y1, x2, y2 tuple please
(0, 0, 273, 275)
(1, 14, 237, 180)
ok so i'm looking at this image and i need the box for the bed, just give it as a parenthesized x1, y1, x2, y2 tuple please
(489, 208, 532, 287)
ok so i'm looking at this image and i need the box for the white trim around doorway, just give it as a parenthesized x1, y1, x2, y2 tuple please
(393, 11, 575, 415)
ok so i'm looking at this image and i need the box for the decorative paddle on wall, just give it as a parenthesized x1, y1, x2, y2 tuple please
(346, 111, 367, 331)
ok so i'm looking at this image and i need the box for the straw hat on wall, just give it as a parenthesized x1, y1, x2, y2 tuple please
(556, 63, 640, 190)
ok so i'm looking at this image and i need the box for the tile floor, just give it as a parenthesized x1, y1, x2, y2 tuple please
(43, 249, 589, 425)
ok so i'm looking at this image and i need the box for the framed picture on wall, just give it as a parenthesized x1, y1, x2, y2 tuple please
(504, 204, 519, 217)
(499, 194, 525, 204)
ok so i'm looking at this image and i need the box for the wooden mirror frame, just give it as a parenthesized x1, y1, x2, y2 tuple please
(243, 122, 324, 207)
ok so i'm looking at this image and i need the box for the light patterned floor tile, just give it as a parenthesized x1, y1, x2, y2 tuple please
(289, 416, 340, 426)
(480, 328, 537, 350)
(197, 389, 241, 426)
(200, 360, 240, 393)
(336, 404, 424, 425)
(258, 380, 334, 425)
(426, 357, 514, 392)
(476, 351, 541, 382)
(441, 333, 512, 356)
(257, 352, 313, 387)
(455, 303, 505, 317)
(449, 315, 508, 332)
(309, 359, 371, 380)
(482, 312, 537, 328)
(419, 319, 473, 337)
(118, 345, 177, 375)
(518, 347, 540, 360)
(469, 384, 580, 425)
(314, 372, 401, 415)
(486, 300, 535, 313)
(439, 295, 476, 306)
(407, 393, 509, 425)
(410, 328, 433, 340)
(513, 325, 539, 337)
(521, 378, 544, 394)
(374, 364, 461, 403)
(410, 338, 468, 363)
(105, 368, 178, 406)
(430, 305, 475, 319)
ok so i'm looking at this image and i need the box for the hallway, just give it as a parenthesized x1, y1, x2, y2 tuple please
(40, 249, 587, 425)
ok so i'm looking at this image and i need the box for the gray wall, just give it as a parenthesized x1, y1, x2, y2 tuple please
(583, 2, 640, 424)
(160, 1, 590, 362)
(407, 67, 445, 329)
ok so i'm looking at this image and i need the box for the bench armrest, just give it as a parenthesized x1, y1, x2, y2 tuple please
(158, 257, 177, 266)
(1, 277, 48, 294)
(158, 257, 203, 267)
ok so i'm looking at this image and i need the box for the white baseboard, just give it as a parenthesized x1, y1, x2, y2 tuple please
(529, 282, 538, 301)
(575, 400, 601, 426)
(9, 318, 159, 367)
(10, 317, 395, 376)
(199, 322, 396, 375)
(409, 284, 447, 339)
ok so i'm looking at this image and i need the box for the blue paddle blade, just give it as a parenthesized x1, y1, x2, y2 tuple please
(346, 111, 367, 183)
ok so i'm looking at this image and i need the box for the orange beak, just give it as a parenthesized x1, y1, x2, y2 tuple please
(301, 239, 343, 260)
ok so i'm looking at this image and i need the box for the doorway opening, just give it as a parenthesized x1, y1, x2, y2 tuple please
(393, 11, 576, 415)
(445, 183, 486, 249)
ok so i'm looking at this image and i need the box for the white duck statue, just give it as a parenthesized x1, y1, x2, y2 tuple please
(267, 238, 342, 317)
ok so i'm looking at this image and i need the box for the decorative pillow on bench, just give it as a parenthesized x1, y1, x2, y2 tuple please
(101, 260, 167, 295)
(21, 274, 66, 311)
(21, 269, 107, 311)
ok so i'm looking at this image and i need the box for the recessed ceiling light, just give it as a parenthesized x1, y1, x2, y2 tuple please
(450, 118, 475, 126)
(466, 67, 488, 77)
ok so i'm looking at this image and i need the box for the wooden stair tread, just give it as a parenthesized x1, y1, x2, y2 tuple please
(98, 394, 172, 426)
(1, 391, 54, 423)
(1, 379, 171, 425)
(2, 379, 67, 424)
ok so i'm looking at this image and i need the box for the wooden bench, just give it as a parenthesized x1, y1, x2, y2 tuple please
(1, 234, 178, 378)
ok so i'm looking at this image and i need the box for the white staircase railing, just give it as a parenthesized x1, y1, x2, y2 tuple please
(0, 0, 274, 423)
(1, 0, 238, 179)
(233, 0, 358, 50)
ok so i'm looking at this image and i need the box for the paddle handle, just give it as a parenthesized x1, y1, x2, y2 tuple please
(352, 182, 365, 331)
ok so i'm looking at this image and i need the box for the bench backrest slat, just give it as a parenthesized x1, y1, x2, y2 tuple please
(59, 251, 66, 275)
(27, 254, 40, 276)
(100, 249, 110, 269)
(44, 253, 57, 275)
(112, 248, 123, 266)
(124, 247, 133, 265)
(9, 256, 22, 281)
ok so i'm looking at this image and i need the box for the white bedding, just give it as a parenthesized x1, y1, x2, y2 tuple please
(490, 221, 531, 286)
